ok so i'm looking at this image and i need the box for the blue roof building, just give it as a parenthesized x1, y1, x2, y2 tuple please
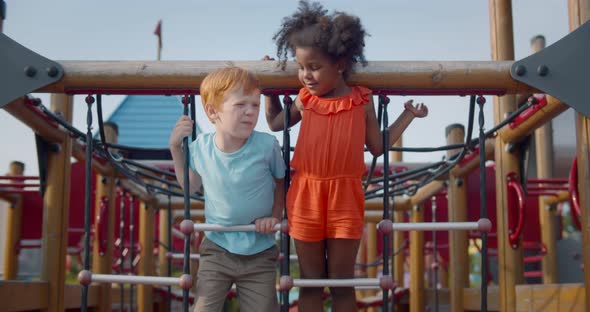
(106, 95, 202, 159)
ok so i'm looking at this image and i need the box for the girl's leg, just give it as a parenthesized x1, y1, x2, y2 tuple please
(327, 238, 360, 312)
(294, 239, 326, 312)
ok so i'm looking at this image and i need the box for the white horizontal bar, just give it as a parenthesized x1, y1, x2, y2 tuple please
(381, 221, 480, 231)
(193, 223, 281, 232)
(293, 278, 381, 288)
(168, 253, 200, 260)
(92, 274, 181, 286)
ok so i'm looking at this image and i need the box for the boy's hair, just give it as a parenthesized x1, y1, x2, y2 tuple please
(273, 0, 368, 79)
(200, 67, 260, 112)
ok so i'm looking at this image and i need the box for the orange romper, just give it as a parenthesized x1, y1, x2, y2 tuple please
(287, 86, 371, 242)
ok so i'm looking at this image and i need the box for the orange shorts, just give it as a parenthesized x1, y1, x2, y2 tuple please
(286, 175, 365, 242)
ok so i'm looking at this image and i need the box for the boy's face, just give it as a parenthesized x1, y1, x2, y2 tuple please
(207, 87, 261, 141)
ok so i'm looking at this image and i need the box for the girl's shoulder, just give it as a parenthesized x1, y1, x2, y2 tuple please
(298, 86, 372, 115)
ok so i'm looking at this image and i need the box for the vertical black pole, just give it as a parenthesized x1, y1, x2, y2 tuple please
(81, 95, 94, 312)
(182, 95, 192, 311)
(380, 95, 391, 312)
(280, 95, 292, 312)
(477, 95, 488, 312)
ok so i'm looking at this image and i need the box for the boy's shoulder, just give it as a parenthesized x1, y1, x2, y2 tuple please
(249, 131, 279, 149)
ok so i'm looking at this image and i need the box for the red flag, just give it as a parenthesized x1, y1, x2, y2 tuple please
(154, 20, 163, 48)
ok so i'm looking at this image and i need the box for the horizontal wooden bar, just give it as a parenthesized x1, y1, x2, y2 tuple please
(365, 197, 412, 211)
(35, 60, 536, 94)
(500, 95, 569, 144)
(63, 283, 101, 309)
(463, 286, 500, 311)
(410, 180, 446, 206)
(450, 139, 495, 178)
(544, 191, 569, 205)
(515, 283, 585, 311)
(1, 280, 49, 311)
(3, 97, 65, 143)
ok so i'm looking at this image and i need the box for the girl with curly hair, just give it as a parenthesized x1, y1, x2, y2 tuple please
(265, 2, 428, 310)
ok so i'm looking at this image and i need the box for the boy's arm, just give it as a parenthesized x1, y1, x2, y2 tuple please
(272, 177, 285, 220)
(169, 144, 199, 195)
(169, 116, 199, 194)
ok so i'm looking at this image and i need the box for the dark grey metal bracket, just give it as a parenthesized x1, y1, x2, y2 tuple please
(0, 33, 63, 109)
(511, 20, 590, 118)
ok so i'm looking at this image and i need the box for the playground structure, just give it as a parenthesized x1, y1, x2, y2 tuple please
(1, 1, 590, 312)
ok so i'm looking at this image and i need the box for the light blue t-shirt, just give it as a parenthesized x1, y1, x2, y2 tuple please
(188, 131, 286, 255)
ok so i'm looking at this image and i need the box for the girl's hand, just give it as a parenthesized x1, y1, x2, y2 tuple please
(404, 100, 428, 118)
(255, 217, 280, 234)
(169, 116, 194, 148)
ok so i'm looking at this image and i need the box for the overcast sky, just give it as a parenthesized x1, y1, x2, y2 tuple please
(0, 0, 572, 176)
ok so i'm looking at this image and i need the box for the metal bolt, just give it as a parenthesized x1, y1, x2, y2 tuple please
(515, 65, 526, 76)
(456, 179, 463, 187)
(537, 65, 549, 77)
(24, 66, 37, 77)
(46, 66, 59, 77)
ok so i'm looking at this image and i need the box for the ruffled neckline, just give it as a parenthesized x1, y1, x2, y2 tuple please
(299, 86, 372, 115)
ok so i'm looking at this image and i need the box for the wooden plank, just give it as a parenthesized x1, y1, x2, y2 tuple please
(138, 200, 156, 312)
(91, 123, 117, 312)
(34, 60, 537, 94)
(528, 37, 559, 284)
(410, 206, 425, 312)
(463, 286, 500, 311)
(40, 94, 73, 312)
(2, 161, 24, 280)
(1, 280, 49, 311)
(446, 124, 469, 312)
(64, 284, 101, 308)
(514, 283, 585, 312)
(569, 1, 590, 311)
(3, 97, 66, 143)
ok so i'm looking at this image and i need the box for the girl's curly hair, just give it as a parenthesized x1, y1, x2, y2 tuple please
(273, 1, 368, 79)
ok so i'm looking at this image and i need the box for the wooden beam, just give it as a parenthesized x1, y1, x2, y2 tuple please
(450, 138, 495, 178)
(1, 280, 49, 311)
(138, 200, 155, 312)
(463, 286, 500, 311)
(71, 142, 111, 176)
(527, 37, 559, 285)
(2, 161, 25, 280)
(63, 284, 101, 308)
(545, 191, 569, 206)
(514, 283, 585, 311)
(446, 124, 469, 312)
(569, 1, 590, 311)
(490, 1, 525, 311)
(409, 181, 445, 207)
(499, 96, 569, 144)
(35, 60, 536, 94)
(120, 179, 158, 205)
(40, 94, 73, 312)
(3, 97, 65, 143)
(392, 139, 406, 298)
(91, 123, 118, 312)
(365, 197, 411, 211)
(410, 205, 425, 312)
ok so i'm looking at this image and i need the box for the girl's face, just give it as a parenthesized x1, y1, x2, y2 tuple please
(295, 46, 347, 97)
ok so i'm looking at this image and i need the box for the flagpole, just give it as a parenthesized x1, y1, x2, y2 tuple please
(1, 0, 6, 33)
(154, 20, 162, 61)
